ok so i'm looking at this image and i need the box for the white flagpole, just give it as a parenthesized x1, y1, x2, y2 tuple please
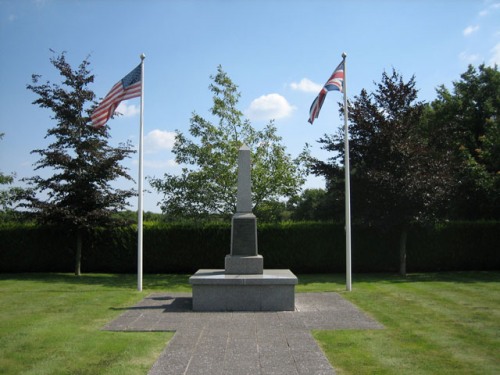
(342, 52, 352, 292)
(138, 53, 145, 292)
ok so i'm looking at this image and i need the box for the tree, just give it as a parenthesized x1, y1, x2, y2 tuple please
(424, 64, 500, 220)
(0, 133, 28, 222)
(0, 133, 15, 208)
(1, 134, 16, 215)
(311, 69, 455, 276)
(288, 188, 334, 221)
(150, 65, 308, 220)
(22, 53, 135, 275)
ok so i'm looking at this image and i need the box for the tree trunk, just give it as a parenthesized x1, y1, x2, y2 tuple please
(399, 227, 408, 277)
(75, 230, 82, 276)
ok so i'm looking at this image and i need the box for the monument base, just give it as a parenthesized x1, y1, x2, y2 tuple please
(225, 255, 263, 274)
(189, 269, 298, 311)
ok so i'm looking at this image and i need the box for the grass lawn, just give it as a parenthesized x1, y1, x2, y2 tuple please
(306, 272, 500, 375)
(0, 272, 499, 374)
(0, 274, 190, 375)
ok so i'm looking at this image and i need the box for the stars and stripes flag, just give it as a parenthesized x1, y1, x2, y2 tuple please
(308, 60, 344, 124)
(91, 64, 142, 128)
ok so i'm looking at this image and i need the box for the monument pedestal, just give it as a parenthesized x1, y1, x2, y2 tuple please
(225, 211, 263, 275)
(190, 269, 297, 311)
(225, 255, 263, 274)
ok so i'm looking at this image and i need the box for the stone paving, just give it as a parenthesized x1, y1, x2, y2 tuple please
(103, 292, 383, 375)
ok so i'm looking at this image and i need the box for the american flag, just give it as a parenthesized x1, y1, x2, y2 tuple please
(91, 64, 142, 128)
(308, 60, 344, 124)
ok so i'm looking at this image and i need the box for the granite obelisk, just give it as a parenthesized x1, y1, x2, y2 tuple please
(225, 145, 263, 274)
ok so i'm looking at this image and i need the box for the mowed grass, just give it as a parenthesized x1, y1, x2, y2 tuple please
(305, 272, 500, 375)
(0, 273, 191, 375)
(0, 272, 499, 374)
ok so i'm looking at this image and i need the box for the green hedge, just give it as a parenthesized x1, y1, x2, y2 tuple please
(0, 221, 498, 273)
(407, 221, 499, 271)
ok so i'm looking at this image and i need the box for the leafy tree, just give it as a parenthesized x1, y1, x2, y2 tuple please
(424, 64, 500, 219)
(0, 133, 15, 198)
(253, 200, 290, 222)
(288, 188, 334, 221)
(311, 69, 455, 276)
(21, 53, 135, 275)
(0, 133, 28, 222)
(113, 210, 165, 223)
(150, 66, 308, 220)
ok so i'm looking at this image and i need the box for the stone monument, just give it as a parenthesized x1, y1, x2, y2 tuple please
(225, 144, 263, 275)
(189, 145, 298, 311)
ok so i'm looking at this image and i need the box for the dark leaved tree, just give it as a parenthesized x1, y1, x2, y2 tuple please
(22, 53, 135, 275)
(424, 64, 500, 220)
(311, 69, 455, 276)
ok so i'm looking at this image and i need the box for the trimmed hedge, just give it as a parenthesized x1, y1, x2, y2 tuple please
(407, 221, 499, 272)
(0, 221, 498, 273)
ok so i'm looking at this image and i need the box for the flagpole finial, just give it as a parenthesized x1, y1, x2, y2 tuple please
(342, 52, 347, 59)
(140, 53, 146, 60)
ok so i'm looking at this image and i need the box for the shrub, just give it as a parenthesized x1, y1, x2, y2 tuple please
(0, 221, 498, 273)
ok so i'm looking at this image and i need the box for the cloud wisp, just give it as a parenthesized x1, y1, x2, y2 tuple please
(489, 42, 500, 66)
(479, 2, 500, 16)
(463, 25, 480, 36)
(459, 51, 481, 63)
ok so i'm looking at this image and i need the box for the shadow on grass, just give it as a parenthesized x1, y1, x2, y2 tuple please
(1, 271, 498, 291)
(297, 271, 500, 288)
(0, 273, 192, 290)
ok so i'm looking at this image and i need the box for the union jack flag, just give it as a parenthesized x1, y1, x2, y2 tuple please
(308, 60, 344, 124)
(91, 64, 142, 128)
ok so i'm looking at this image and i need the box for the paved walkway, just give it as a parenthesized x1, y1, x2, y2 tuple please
(103, 293, 383, 375)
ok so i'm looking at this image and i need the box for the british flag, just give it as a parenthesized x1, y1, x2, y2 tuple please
(308, 60, 344, 124)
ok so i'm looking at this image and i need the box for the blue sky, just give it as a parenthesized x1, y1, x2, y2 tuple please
(1, 0, 499, 213)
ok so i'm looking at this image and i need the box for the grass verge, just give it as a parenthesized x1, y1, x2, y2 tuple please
(310, 272, 500, 375)
(0, 273, 191, 375)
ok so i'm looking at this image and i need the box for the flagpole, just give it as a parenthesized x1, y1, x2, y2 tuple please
(138, 53, 145, 292)
(342, 52, 352, 292)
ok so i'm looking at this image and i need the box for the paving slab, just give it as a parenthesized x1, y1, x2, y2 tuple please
(103, 292, 383, 375)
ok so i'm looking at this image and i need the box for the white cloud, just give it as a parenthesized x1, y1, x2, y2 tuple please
(489, 42, 500, 66)
(459, 51, 480, 63)
(289, 78, 322, 93)
(34, 0, 51, 8)
(245, 93, 296, 121)
(116, 101, 139, 117)
(479, 2, 500, 16)
(132, 158, 178, 169)
(144, 159, 178, 169)
(463, 25, 479, 36)
(144, 129, 176, 153)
